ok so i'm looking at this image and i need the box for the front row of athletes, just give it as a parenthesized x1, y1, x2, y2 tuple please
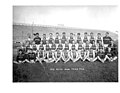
(14, 40, 117, 64)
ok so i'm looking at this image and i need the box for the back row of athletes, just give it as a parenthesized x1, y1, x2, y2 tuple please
(13, 32, 118, 64)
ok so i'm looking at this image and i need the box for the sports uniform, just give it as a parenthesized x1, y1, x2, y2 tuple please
(55, 37, 59, 44)
(64, 44, 69, 50)
(57, 44, 63, 50)
(83, 37, 88, 43)
(69, 37, 74, 44)
(89, 37, 95, 44)
(51, 43, 56, 51)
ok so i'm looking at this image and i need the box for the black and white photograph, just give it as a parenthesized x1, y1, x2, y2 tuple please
(13, 6, 118, 82)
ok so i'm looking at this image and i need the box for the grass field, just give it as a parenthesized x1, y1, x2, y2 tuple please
(13, 59, 118, 82)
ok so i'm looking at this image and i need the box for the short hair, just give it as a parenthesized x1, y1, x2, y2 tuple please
(84, 32, 87, 34)
(36, 33, 39, 35)
(56, 32, 59, 34)
(106, 32, 109, 34)
(70, 33, 73, 35)
(97, 33, 101, 35)
(62, 32, 66, 34)
(77, 33, 80, 35)
(90, 32, 93, 34)
(18, 48, 23, 52)
(43, 34, 46, 35)
(49, 33, 53, 35)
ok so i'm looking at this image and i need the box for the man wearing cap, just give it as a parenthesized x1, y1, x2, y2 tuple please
(103, 32, 112, 47)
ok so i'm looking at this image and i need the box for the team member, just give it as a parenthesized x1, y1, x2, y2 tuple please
(61, 32, 67, 44)
(96, 33, 103, 44)
(31, 41, 37, 53)
(25, 41, 32, 52)
(45, 40, 50, 59)
(86, 48, 97, 62)
(49, 33, 54, 44)
(79, 48, 87, 61)
(84, 41, 90, 52)
(70, 49, 79, 62)
(98, 40, 104, 52)
(83, 32, 88, 43)
(25, 33, 33, 45)
(64, 41, 70, 51)
(33, 33, 41, 50)
(69, 33, 74, 44)
(89, 32, 95, 44)
(24, 48, 37, 63)
(77, 40, 83, 51)
(44, 50, 55, 63)
(13, 49, 25, 64)
(57, 40, 63, 51)
(71, 40, 76, 51)
(42, 34, 47, 45)
(37, 50, 45, 63)
(54, 49, 62, 63)
(76, 33, 82, 44)
(90, 40, 97, 53)
(103, 32, 112, 47)
(51, 40, 57, 52)
(97, 48, 107, 63)
(39, 42, 44, 51)
(55, 32, 60, 44)
(105, 48, 114, 62)
(62, 50, 70, 63)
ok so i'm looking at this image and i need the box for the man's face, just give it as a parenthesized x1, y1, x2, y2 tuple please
(36, 34, 39, 37)
(84, 33, 87, 37)
(98, 34, 101, 37)
(90, 33, 93, 37)
(50, 34, 53, 38)
(43, 34, 46, 38)
(19, 51, 22, 54)
(105, 33, 109, 37)
(70, 33, 73, 37)
(56, 33, 59, 37)
(63, 33, 66, 36)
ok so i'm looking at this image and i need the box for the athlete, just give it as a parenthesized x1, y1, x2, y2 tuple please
(37, 50, 45, 63)
(86, 48, 97, 62)
(84, 41, 90, 52)
(62, 49, 70, 63)
(69, 33, 74, 44)
(64, 41, 70, 51)
(33, 33, 41, 48)
(83, 32, 88, 43)
(98, 40, 104, 52)
(51, 40, 57, 52)
(97, 48, 107, 63)
(48, 33, 54, 44)
(96, 33, 103, 44)
(103, 32, 112, 47)
(55, 32, 60, 44)
(31, 41, 37, 53)
(76, 33, 82, 44)
(79, 48, 87, 61)
(61, 32, 67, 44)
(90, 40, 97, 53)
(39, 42, 44, 51)
(54, 49, 62, 63)
(42, 34, 47, 45)
(89, 32, 95, 44)
(13, 49, 25, 64)
(57, 40, 63, 51)
(77, 40, 83, 51)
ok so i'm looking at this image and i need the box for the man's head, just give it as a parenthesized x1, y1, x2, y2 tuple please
(105, 32, 109, 37)
(84, 32, 87, 37)
(43, 34, 46, 38)
(90, 32, 94, 37)
(56, 32, 59, 37)
(18, 49, 23, 54)
(49, 33, 53, 38)
(97, 33, 101, 37)
(77, 33, 80, 36)
(36, 33, 39, 37)
(62, 32, 66, 36)
(70, 33, 73, 37)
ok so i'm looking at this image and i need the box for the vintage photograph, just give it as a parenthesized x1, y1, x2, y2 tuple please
(13, 6, 118, 82)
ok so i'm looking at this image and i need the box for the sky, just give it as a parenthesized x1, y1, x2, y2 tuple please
(13, 6, 119, 32)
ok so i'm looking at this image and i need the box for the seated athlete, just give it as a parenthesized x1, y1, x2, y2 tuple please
(77, 40, 83, 51)
(71, 40, 76, 51)
(62, 49, 70, 63)
(13, 49, 25, 64)
(86, 48, 97, 62)
(89, 32, 95, 44)
(76, 33, 82, 44)
(61, 32, 67, 44)
(24, 48, 37, 63)
(42, 34, 47, 45)
(70, 49, 79, 62)
(54, 49, 62, 63)
(105, 47, 117, 62)
(90, 40, 97, 53)
(51, 40, 57, 52)
(83, 32, 88, 43)
(98, 40, 104, 52)
(64, 41, 70, 51)
(57, 40, 63, 51)
(69, 33, 74, 44)
(97, 48, 107, 63)
(44, 50, 55, 63)
(36, 50, 45, 63)
(31, 41, 37, 53)
(84, 41, 90, 52)
(55, 32, 60, 44)
(39, 41, 44, 51)
(79, 48, 87, 61)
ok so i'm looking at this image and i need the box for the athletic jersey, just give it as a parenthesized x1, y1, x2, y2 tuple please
(71, 44, 76, 50)
(57, 44, 63, 50)
(61, 36, 67, 44)
(56, 50, 61, 58)
(42, 38, 46, 45)
(83, 37, 88, 43)
(78, 44, 83, 50)
(16, 53, 25, 61)
(64, 44, 69, 50)
(69, 37, 74, 44)
(90, 37, 95, 44)
(97, 37, 102, 44)
(32, 45, 37, 51)
(103, 36, 112, 44)
(51, 44, 56, 50)
(91, 44, 97, 50)
(85, 44, 90, 50)
(39, 50, 44, 58)
(89, 50, 94, 58)
(98, 44, 104, 50)
(27, 52, 36, 61)
(33, 36, 41, 45)
(81, 50, 85, 58)
(49, 38, 54, 44)
(46, 44, 50, 51)
(97, 52, 105, 59)
(39, 44, 44, 50)
(77, 37, 82, 43)
(48, 51, 53, 58)
(55, 37, 59, 44)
